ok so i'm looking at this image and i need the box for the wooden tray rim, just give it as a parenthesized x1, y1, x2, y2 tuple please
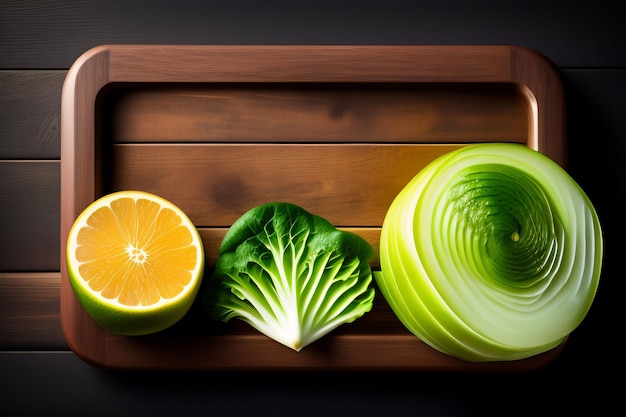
(60, 45, 566, 371)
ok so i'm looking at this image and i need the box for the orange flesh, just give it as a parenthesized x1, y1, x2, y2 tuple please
(75, 197, 197, 306)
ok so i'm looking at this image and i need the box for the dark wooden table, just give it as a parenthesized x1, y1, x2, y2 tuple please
(1, 1, 622, 414)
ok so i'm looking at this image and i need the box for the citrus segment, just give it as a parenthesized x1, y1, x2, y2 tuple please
(66, 190, 205, 335)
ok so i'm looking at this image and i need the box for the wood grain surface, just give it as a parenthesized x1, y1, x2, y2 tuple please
(0, 71, 65, 159)
(103, 83, 529, 143)
(0, 273, 65, 350)
(0, 161, 60, 271)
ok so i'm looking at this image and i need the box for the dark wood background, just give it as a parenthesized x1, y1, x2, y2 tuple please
(1, 1, 622, 414)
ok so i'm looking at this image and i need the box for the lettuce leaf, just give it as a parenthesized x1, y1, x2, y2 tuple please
(204, 202, 375, 351)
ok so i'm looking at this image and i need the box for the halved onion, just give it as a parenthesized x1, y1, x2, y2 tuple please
(376, 143, 603, 361)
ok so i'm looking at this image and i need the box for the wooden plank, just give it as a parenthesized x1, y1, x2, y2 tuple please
(108, 143, 465, 228)
(0, 71, 65, 159)
(100, 332, 565, 372)
(0, 161, 60, 271)
(0, 273, 67, 350)
(102, 83, 529, 143)
(1, 1, 624, 69)
(105, 45, 513, 83)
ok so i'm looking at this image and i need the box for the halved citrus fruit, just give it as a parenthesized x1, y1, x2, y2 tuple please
(66, 190, 205, 336)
